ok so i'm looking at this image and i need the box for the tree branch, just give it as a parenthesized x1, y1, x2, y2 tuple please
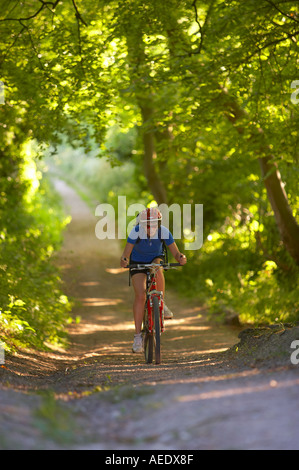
(244, 30, 299, 63)
(264, 0, 299, 25)
(72, 0, 86, 78)
(188, 0, 215, 56)
(71, 0, 87, 27)
(0, 0, 60, 22)
(0, 0, 87, 27)
(191, 0, 204, 54)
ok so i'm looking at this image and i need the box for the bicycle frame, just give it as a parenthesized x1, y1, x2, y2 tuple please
(128, 262, 181, 364)
(144, 264, 164, 334)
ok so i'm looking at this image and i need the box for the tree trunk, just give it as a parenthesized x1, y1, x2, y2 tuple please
(258, 155, 299, 264)
(139, 102, 168, 205)
(125, 30, 168, 205)
(161, 5, 299, 263)
(221, 87, 299, 265)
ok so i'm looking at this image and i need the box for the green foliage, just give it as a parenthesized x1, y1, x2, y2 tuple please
(0, 0, 298, 330)
(0, 150, 72, 351)
(45, 131, 139, 212)
(167, 205, 299, 325)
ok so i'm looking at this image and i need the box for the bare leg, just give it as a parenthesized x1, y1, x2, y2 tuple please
(132, 259, 166, 334)
(132, 273, 147, 334)
(153, 257, 165, 297)
(152, 257, 173, 318)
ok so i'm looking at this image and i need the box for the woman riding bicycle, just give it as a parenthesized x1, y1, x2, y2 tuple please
(120, 207, 187, 353)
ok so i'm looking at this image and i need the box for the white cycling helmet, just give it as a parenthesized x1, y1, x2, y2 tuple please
(137, 207, 162, 225)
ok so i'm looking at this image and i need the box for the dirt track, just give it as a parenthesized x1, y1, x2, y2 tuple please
(1, 179, 299, 450)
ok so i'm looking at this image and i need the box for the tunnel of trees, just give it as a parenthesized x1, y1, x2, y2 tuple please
(0, 0, 298, 351)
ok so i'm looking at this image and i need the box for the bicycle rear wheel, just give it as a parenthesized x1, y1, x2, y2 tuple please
(153, 296, 161, 364)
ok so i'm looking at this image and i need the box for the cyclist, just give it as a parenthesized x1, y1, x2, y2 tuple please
(120, 207, 187, 353)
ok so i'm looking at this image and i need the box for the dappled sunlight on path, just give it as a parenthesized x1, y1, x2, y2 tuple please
(19, 177, 239, 389)
(2, 177, 243, 398)
(2, 178, 299, 450)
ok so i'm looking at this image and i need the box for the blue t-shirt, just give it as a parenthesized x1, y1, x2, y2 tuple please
(127, 224, 174, 262)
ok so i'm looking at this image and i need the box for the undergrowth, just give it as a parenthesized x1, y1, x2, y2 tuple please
(0, 156, 72, 353)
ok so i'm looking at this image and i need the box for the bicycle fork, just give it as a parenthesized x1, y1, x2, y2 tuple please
(146, 291, 164, 334)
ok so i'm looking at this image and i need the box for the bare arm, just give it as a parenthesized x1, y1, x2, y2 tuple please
(120, 242, 134, 267)
(168, 242, 187, 265)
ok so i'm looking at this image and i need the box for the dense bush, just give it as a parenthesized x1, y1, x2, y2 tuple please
(166, 211, 299, 326)
(1, 0, 298, 335)
(0, 151, 72, 352)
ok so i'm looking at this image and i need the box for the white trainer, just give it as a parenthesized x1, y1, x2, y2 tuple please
(164, 303, 173, 319)
(132, 333, 143, 353)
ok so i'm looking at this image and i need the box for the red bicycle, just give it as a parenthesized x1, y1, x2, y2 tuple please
(128, 262, 182, 364)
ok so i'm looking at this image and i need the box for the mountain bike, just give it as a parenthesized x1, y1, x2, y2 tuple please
(128, 262, 182, 365)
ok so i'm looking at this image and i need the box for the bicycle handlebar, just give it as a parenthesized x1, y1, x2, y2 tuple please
(126, 262, 182, 269)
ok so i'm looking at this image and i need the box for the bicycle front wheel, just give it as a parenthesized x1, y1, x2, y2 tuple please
(153, 296, 161, 364)
(144, 330, 153, 364)
(143, 307, 153, 364)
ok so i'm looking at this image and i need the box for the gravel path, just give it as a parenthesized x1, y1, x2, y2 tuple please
(1, 178, 298, 450)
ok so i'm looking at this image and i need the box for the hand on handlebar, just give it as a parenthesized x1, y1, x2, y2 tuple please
(120, 256, 129, 268)
(179, 254, 187, 265)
